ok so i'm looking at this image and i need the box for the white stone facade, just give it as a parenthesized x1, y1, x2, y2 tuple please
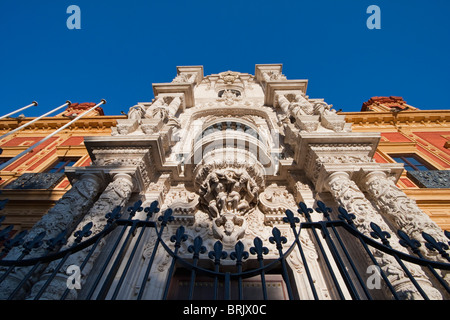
(7, 64, 449, 300)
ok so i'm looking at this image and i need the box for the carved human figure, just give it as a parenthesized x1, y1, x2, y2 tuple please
(198, 168, 260, 218)
(212, 215, 247, 248)
(312, 101, 336, 116)
(292, 93, 314, 116)
(227, 174, 243, 212)
(127, 105, 146, 120)
(145, 98, 169, 121)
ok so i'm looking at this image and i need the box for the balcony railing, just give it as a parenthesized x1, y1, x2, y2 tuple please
(407, 170, 450, 188)
(2, 173, 65, 190)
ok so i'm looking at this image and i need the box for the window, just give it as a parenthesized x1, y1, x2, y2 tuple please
(46, 157, 80, 173)
(390, 154, 433, 171)
(167, 268, 292, 300)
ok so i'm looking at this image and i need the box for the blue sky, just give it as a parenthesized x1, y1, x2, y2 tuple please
(1, 0, 449, 117)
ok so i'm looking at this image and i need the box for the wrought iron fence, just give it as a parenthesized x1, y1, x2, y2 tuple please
(0, 199, 449, 300)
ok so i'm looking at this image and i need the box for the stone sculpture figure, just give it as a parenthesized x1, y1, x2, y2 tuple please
(212, 214, 247, 248)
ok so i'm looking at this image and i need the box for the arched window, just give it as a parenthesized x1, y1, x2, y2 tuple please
(197, 121, 262, 142)
(217, 89, 241, 98)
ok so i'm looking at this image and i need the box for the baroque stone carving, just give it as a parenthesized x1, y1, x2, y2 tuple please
(216, 89, 242, 106)
(212, 214, 247, 249)
(275, 91, 346, 133)
(115, 95, 183, 136)
(326, 171, 443, 300)
(258, 183, 297, 224)
(262, 70, 287, 82)
(198, 168, 259, 219)
(362, 171, 450, 262)
(0, 173, 104, 300)
(26, 174, 135, 300)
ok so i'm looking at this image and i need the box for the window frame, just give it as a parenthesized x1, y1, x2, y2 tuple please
(389, 153, 435, 171)
(46, 157, 80, 173)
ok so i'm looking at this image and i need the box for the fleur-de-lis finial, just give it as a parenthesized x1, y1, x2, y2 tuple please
(269, 227, 287, 251)
(105, 206, 122, 224)
(337, 207, 356, 226)
(370, 222, 391, 247)
(422, 232, 450, 261)
(73, 222, 93, 244)
(297, 202, 313, 220)
(208, 241, 227, 263)
(283, 209, 299, 227)
(46, 230, 67, 251)
(315, 201, 332, 218)
(188, 236, 206, 259)
(22, 231, 46, 254)
(144, 200, 160, 218)
(170, 225, 188, 248)
(158, 208, 174, 226)
(230, 241, 249, 265)
(250, 237, 269, 260)
(127, 200, 143, 218)
(2, 230, 28, 254)
(397, 230, 421, 254)
(0, 225, 14, 243)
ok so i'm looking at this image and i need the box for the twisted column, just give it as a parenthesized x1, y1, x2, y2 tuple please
(325, 171, 442, 299)
(27, 173, 135, 300)
(0, 173, 104, 299)
(360, 170, 450, 290)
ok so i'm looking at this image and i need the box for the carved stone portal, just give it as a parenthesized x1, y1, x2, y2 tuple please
(194, 151, 265, 244)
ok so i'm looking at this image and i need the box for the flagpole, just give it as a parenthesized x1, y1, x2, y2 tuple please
(0, 101, 72, 140)
(0, 101, 38, 121)
(0, 99, 106, 171)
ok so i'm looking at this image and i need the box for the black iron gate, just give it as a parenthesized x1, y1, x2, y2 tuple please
(0, 200, 449, 300)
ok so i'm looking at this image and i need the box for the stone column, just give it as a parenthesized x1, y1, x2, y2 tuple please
(325, 171, 442, 299)
(277, 93, 290, 114)
(167, 96, 181, 118)
(27, 173, 135, 300)
(361, 170, 450, 264)
(0, 173, 104, 299)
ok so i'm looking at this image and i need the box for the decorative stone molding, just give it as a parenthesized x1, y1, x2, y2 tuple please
(273, 90, 346, 134)
(174, 66, 204, 85)
(297, 115, 320, 132)
(258, 183, 297, 224)
(116, 94, 185, 137)
(320, 114, 347, 132)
